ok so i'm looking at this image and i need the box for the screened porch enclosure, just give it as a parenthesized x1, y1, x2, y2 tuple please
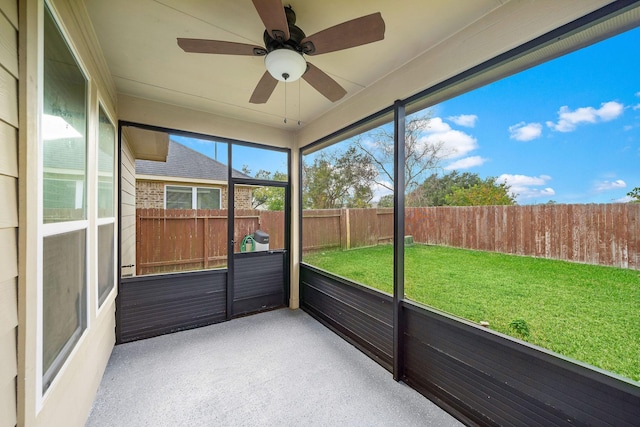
(107, 2, 640, 426)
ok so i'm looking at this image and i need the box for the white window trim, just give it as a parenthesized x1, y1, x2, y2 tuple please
(37, 0, 93, 409)
(164, 184, 222, 209)
(96, 100, 117, 312)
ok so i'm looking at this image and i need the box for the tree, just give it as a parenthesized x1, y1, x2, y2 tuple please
(628, 187, 640, 202)
(353, 113, 448, 197)
(445, 177, 517, 206)
(408, 171, 482, 207)
(377, 194, 394, 208)
(242, 167, 286, 210)
(303, 146, 376, 209)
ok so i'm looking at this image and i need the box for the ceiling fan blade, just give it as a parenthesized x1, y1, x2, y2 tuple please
(302, 63, 347, 102)
(250, 71, 278, 104)
(177, 38, 266, 56)
(252, 0, 290, 41)
(301, 12, 385, 56)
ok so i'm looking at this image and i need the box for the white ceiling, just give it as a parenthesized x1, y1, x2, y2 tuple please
(84, 0, 509, 130)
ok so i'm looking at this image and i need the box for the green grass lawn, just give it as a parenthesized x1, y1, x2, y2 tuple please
(304, 244, 640, 382)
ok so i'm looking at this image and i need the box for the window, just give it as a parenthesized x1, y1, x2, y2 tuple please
(97, 105, 116, 306)
(302, 112, 395, 293)
(165, 185, 221, 209)
(400, 26, 640, 383)
(41, 4, 88, 393)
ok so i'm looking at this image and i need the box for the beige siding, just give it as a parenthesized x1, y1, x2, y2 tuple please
(0, 1, 17, 426)
(0, 121, 17, 177)
(0, 66, 17, 128)
(0, 0, 17, 29)
(0, 11, 17, 78)
(121, 137, 136, 277)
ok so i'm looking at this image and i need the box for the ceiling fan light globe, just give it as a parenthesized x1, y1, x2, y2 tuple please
(264, 49, 306, 82)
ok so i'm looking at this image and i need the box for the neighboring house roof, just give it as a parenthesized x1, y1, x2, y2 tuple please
(136, 140, 250, 181)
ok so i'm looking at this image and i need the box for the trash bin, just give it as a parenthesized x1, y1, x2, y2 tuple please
(253, 230, 269, 251)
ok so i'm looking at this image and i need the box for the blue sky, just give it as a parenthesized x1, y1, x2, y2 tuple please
(174, 25, 639, 204)
(414, 26, 640, 204)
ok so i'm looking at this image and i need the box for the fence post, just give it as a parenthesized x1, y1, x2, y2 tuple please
(345, 208, 351, 250)
(136, 209, 142, 276)
(203, 215, 209, 269)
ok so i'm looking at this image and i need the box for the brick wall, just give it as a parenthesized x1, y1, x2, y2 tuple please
(233, 186, 252, 209)
(136, 181, 164, 208)
(136, 180, 252, 209)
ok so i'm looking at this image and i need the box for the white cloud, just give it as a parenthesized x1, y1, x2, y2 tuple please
(420, 117, 478, 159)
(614, 195, 634, 203)
(635, 91, 640, 97)
(594, 179, 626, 192)
(546, 101, 624, 132)
(497, 174, 555, 201)
(447, 114, 478, 127)
(424, 117, 451, 133)
(444, 156, 486, 170)
(371, 181, 393, 202)
(633, 104, 640, 111)
(509, 122, 543, 141)
(498, 174, 551, 186)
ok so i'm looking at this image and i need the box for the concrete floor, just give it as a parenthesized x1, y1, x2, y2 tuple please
(87, 308, 463, 426)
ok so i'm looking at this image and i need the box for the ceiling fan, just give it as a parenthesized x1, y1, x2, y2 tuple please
(177, 0, 385, 104)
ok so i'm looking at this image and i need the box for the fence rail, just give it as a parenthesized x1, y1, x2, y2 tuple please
(135, 204, 640, 274)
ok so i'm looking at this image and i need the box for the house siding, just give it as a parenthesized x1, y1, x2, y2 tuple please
(121, 136, 136, 277)
(0, 0, 18, 425)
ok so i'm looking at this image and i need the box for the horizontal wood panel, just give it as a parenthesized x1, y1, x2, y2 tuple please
(0, 375, 16, 427)
(0, 277, 16, 335)
(117, 270, 228, 343)
(0, 228, 17, 281)
(0, 326, 16, 384)
(0, 0, 17, 29)
(0, 174, 17, 228)
(0, 65, 16, 126)
(0, 12, 16, 78)
(233, 252, 285, 316)
(0, 117, 16, 177)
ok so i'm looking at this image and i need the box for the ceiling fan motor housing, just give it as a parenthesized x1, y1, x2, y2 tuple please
(262, 6, 308, 81)
(263, 6, 306, 53)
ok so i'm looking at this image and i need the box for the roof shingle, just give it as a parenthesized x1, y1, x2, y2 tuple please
(136, 140, 249, 180)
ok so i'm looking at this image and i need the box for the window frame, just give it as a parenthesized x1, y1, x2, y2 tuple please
(164, 184, 222, 210)
(37, 0, 92, 403)
(96, 101, 117, 309)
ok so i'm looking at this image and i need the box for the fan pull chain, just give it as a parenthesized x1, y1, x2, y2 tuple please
(284, 80, 288, 124)
(298, 79, 301, 126)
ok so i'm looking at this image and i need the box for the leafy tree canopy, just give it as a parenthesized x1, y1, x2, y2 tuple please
(628, 187, 640, 203)
(242, 167, 287, 210)
(408, 171, 483, 207)
(445, 177, 517, 206)
(302, 146, 376, 209)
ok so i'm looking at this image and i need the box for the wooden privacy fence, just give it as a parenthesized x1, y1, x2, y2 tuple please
(136, 209, 285, 275)
(136, 204, 640, 274)
(302, 208, 393, 251)
(405, 204, 640, 270)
